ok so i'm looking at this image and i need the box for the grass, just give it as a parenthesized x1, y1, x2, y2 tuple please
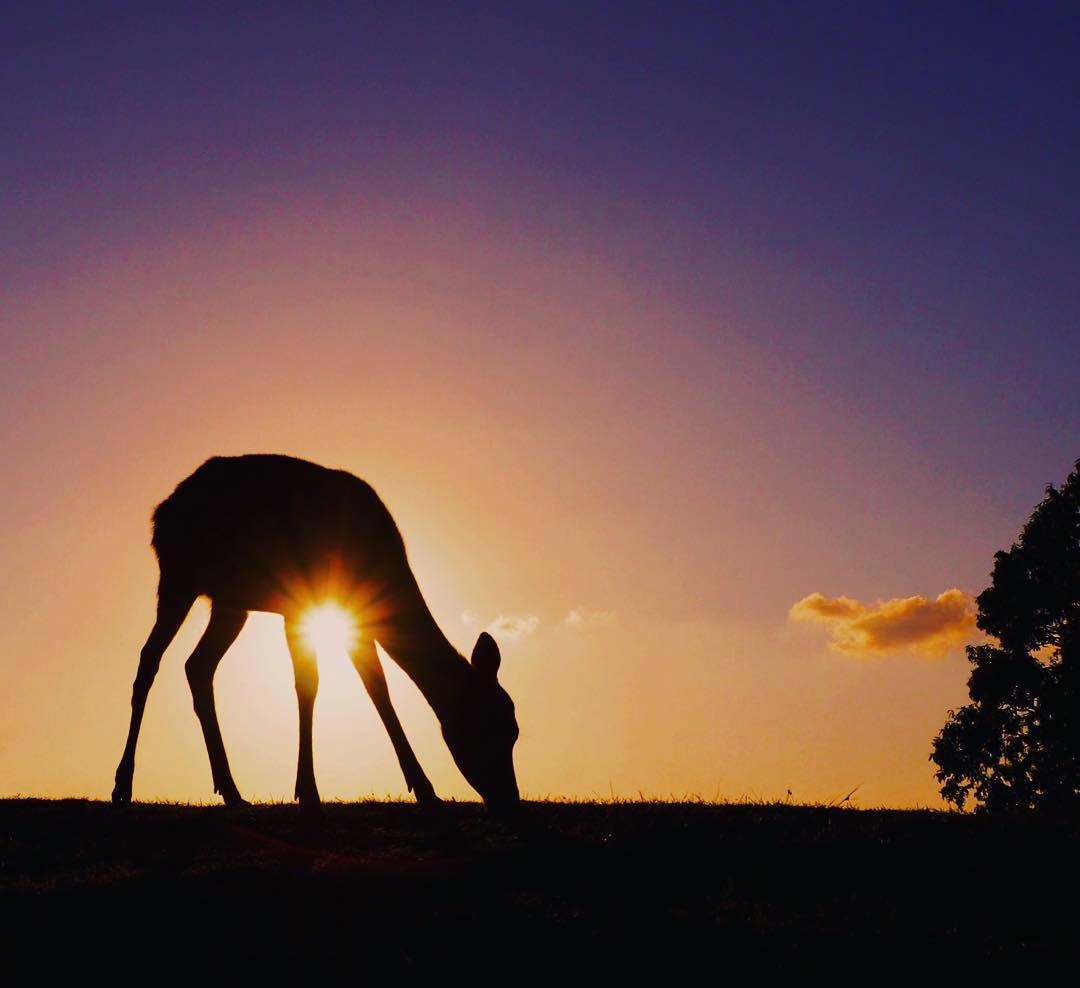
(2, 797, 1075, 973)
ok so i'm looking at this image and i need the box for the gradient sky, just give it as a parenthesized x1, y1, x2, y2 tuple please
(3, 3, 1077, 808)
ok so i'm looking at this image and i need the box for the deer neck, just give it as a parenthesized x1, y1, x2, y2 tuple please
(375, 584, 471, 721)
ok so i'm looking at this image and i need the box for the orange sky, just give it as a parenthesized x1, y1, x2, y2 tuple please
(1, 186, 1039, 809)
(4, 8, 1076, 810)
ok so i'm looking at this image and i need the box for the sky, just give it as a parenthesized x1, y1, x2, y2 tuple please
(3, 3, 1077, 808)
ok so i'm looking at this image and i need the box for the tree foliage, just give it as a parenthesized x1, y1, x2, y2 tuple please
(931, 460, 1080, 812)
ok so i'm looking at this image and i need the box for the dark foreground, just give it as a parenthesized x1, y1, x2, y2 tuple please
(2, 799, 1075, 972)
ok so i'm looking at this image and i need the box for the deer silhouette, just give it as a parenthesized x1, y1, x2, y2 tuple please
(112, 454, 521, 818)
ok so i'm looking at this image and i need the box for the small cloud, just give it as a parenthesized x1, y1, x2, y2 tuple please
(789, 588, 977, 658)
(563, 606, 618, 630)
(486, 614, 540, 643)
(461, 610, 480, 627)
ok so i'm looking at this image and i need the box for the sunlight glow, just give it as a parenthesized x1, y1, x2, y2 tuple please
(299, 602, 359, 658)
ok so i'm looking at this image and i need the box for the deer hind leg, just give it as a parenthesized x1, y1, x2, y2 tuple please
(113, 580, 197, 804)
(185, 605, 248, 806)
(351, 638, 440, 808)
(284, 620, 321, 809)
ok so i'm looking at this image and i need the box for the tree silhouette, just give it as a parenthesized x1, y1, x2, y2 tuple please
(932, 460, 1080, 812)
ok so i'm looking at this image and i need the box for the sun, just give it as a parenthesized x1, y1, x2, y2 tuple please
(299, 602, 359, 658)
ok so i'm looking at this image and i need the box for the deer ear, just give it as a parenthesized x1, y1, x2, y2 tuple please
(471, 632, 501, 679)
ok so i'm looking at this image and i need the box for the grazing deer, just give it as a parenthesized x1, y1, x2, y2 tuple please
(112, 454, 521, 819)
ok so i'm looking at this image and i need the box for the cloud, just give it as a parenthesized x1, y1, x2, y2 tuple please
(789, 588, 978, 658)
(562, 606, 618, 630)
(486, 614, 540, 643)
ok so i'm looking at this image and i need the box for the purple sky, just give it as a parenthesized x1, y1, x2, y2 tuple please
(7, 5, 1077, 480)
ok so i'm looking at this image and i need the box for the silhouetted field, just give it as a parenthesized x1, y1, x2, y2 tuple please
(2, 798, 1074, 972)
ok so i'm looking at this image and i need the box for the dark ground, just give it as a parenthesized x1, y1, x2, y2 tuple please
(2, 798, 1075, 973)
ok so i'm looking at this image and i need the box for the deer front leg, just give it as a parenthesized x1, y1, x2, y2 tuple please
(351, 639, 441, 808)
(185, 606, 248, 807)
(285, 621, 322, 809)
